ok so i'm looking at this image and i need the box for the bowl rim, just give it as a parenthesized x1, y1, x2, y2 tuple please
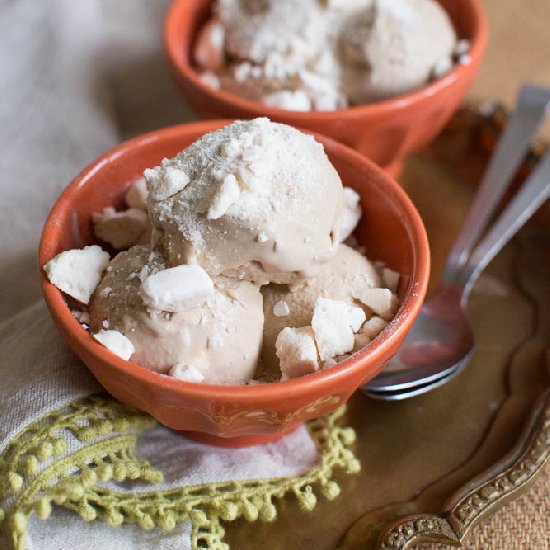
(163, 0, 489, 119)
(39, 119, 430, 404)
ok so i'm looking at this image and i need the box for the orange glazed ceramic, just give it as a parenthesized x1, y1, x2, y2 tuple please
(163, 0, 488, 176)
(39, 121, 430, 447)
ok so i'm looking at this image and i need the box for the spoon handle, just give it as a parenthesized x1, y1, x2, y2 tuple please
(460, 152, 550, 300)
(442, 84, 550, 283)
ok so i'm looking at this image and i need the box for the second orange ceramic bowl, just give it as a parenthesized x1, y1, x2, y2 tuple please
(164, 0, 488, 175)
(39, 121, 429, 447)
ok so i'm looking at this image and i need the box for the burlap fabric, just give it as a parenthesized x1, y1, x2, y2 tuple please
(414, 465, 549, 549)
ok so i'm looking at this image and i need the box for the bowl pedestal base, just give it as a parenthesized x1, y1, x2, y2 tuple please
(181, 425, 300, 448)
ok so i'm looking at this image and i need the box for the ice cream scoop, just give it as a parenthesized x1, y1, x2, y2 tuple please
(261, 244, 380, 378)
(340, 0, 456, 102)
(89, 246, 264, 385)
(147, 118, 343, 285)
(195, 0, 347, 111)
(219, 0, 327, 68)
(193, 0, 460, 111)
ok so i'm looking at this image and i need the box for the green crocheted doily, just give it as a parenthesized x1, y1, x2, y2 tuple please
(0, 394, 360, 550)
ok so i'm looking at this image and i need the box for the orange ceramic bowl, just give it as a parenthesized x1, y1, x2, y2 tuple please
(39, 121, 429, 447)
(164, 0, 488, 175)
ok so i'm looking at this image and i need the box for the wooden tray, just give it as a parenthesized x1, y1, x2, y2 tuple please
(224, 105, 550, 549)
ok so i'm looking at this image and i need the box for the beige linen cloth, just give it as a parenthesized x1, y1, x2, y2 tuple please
(0, 1, 319, 548)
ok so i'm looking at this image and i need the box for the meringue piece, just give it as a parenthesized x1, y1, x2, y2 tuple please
(257, 232, 269, 243)
(169, 363, 206, 383)
(361, 315, 388, 337)
(141, 264, 214, 312)
(311, 297, 365, 361)
(92, 207, 148, 250)
(353, 332, 371, 352)
(273, 300, 290, 317)
(144, 166, 190, 201)
(72, 310, 90, 325)
(200, 71, 221, 90)
(262, 90, 311, 111)
(125, 177, 148, 210)
(454, 39, 471, 56)
(276, 326, 319, 379)
(207, 173, 241, 219)
(382, 267, 400, 293)
(261, 244, 380, 374)
(93, 329, 135, 360)
(194, 19, 226, 72)
(354, 288, 398, 320)
(353, 315, 388, 351)
(431, 56, 453, 79)
(340, 187, 361, 242)
(43, 245, 109, 304)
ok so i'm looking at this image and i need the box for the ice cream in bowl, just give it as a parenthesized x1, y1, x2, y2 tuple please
(164, 0, 487, 175)
(39, 119, 429, 447)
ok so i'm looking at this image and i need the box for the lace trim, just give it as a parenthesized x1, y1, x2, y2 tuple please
(0, 394, 359, 550)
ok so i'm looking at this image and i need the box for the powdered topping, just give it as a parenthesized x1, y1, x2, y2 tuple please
(150, 119, 323, 220)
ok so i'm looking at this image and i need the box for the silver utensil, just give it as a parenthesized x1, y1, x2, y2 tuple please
(363, 84, 550, 401)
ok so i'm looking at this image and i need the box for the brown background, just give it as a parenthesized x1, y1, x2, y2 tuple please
(470, 0, 550, 138)
(418, 1, 550, 547)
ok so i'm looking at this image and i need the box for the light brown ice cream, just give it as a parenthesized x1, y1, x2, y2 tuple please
(196, 0, 347, 110)
(340, 0, 457, 102)
(197, 0, 459, 110)
(89, 246, 264, 385)
(261, 244, 380, 377)
(219, 0, 327, 69)
(147, 118, 343, 285)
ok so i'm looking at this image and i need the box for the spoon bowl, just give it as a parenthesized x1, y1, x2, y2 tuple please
(363, 84, 550, 400)
(365, 283, 474, 393)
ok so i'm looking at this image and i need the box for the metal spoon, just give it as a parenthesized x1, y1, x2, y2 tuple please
(363, 84, 550, 401)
